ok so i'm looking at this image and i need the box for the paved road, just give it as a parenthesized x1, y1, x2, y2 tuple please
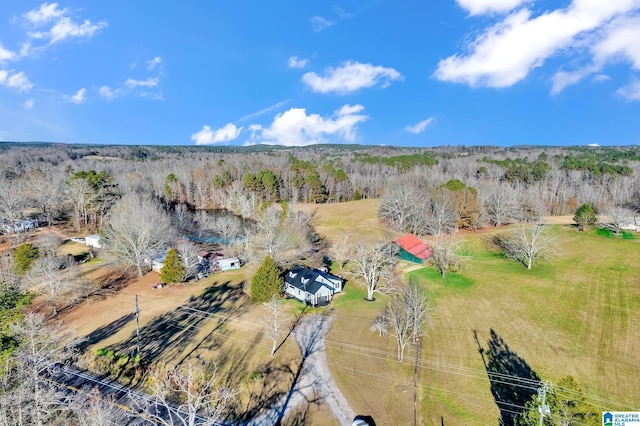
(49, 365, 220, 425)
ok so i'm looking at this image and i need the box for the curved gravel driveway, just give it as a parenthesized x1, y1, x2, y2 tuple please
(244, 313, 354, 425)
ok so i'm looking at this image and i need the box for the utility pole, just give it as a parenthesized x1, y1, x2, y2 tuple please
(538, 381, 550, 426)
(135, 294, 141, 357)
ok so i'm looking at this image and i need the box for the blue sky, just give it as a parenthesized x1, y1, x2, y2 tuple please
(1, 1, 639, 147)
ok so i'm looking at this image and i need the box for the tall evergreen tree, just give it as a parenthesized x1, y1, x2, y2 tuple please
(13, 243, 39, 276)
(250, 256, 283, 302)
(573, 203, 597, 231)
(161, 248, 185, 283)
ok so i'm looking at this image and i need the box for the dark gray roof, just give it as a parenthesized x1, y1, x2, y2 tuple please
(284, 266, 343, 296)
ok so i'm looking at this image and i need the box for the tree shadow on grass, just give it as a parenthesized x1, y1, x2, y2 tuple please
(474, 329, 541, 426)
(230, 315, 328, 425)
(106, 280, 248, 364)
(78, 312, 136, 352)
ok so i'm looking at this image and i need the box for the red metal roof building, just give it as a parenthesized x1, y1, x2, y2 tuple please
(393, 234, 432, 263)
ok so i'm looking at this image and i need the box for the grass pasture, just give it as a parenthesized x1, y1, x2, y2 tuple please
(55, 199, 640, 425)
(311, 200, 640, 425)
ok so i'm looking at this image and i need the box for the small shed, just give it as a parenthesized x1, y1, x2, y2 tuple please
(218, 257, 241, 271)
(85, 235, 102, 249)
(393, 234, 432, 264)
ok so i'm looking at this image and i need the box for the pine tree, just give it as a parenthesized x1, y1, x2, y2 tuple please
(573, 203, 597, 231)
(161, 248, 186, 283)
(250, 256, 283, 302)
(13, 243, 39, 276)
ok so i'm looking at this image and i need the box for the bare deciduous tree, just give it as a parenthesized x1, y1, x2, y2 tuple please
(36, 232, 63, 258)
(0, 177, 28, 230)
(425, 189, 458, 236)
(173, 203, 193, 237)
(65, 177, 95, 231)
(211, 213, 242, 243)
(370, 313, 389, 337)
(378, 281, 429, 361)
(405, 279, 430, 343)
(25, 169, 65, 226)
(264, 294, 286, 356)
(176, 240, 200, 281)
(67, 386, 127, 426)
(379, 184, 427, 233)
(194, 210, 215, 239)
(130, 361, 235, 426)
(252, 205, 294, 263)
(330, 233, 352, 269)
(517, 191, 548, 223)
(428, 235, 462, 279)
(605, 206, 637, 234)
(481, 183, 517, 227)
(2, 313, 78, 426)
(28, 256, 72, 316)
(496, 223, 556, 269)
(102, 194, 174, 277)
(349, 241, 398, 301)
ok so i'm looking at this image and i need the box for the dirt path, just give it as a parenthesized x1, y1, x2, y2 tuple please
(245, 314, 354, 425)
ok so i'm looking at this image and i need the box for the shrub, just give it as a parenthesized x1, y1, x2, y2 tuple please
(13, 243, 39, 276)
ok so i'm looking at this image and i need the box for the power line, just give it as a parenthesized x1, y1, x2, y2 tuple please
(93, 291, 638, 412)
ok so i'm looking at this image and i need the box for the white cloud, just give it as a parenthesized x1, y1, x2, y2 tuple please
(551, 68, 594, 94)
(456, 0, 531, 16)
(23, 98, 35, 109)
(310, 16, 334, 32)
(0, 43, 16, 62)
(0, 70, 34, 92)
(302, 61, 402, 94)
(65, 87, 86, 104)
(617, 80, 640, 101)
(147, 56, 162, 70)
(125, 77, 159, 88)
(593, 73, 611, 82)
(334, 6, 354, 20)
(288, 56, 309, 69)
(48, 17, 107, 44)
(23, 3, 107, 45)
(593, 15, 640, 69)
(24, 3, 66, 25)
(191, 123, 243, 145)
(405, 117, 434, 134)
(98, 85, 118, 100)
(434, 1, 639, 89)
(254, 104, 368, 146)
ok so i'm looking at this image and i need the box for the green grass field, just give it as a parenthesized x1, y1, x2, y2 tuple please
(318, 200, 640, 425)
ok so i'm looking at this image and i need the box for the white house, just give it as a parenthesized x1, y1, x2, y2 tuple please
(218, 257, 241, 271)
(283, 266, 344, 306)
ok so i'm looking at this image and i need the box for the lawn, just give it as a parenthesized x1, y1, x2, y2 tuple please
(312, 201, 640, 425)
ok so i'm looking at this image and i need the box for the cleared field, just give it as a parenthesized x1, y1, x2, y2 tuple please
(298, 198, 396, 243)
(55, 200, 640, 424)
(312, 200, 640, 425)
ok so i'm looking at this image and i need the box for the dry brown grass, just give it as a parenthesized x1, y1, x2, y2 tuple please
(298, 199, 397, 243)
(51, 203, 640, 425)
